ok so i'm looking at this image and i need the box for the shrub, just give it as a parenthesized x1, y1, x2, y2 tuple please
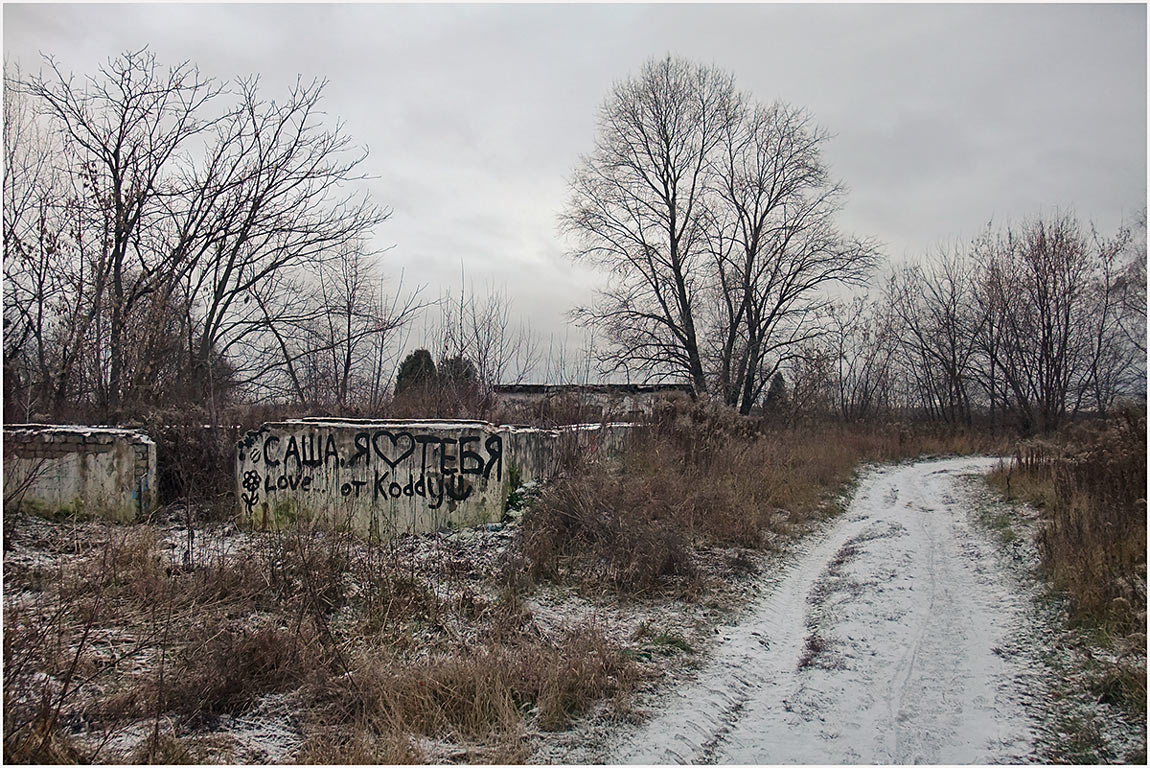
(157, 619, 323, 722)
(144, 409, 241, 519)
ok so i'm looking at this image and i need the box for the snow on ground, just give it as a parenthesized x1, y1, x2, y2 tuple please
(9, 456, 1141, 763)
(571, 457, 1046, 764)
(963, 478, 1147, 764)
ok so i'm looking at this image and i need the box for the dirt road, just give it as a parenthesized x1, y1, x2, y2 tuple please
(612, 456, 1039, 764)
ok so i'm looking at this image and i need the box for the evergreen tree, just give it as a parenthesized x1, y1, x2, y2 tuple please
(395, 349, 437, 395)
(438, 355, 477, 385)
(764, 371, 789, 413)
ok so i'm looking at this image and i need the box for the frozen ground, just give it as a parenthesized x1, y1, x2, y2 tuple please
(8, 456, 1141, 763)
(580, 457, 1049, 764)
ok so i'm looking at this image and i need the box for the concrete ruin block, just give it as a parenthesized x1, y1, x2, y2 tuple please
(235, 419, 509, 537)
(3, 425, 158, 521)
(235, 419, 636, 539)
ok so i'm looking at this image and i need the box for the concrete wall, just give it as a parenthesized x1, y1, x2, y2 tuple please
(3, 425, 157, 521)
(234, 419, 634, 537)
(503, 422, 634, 483)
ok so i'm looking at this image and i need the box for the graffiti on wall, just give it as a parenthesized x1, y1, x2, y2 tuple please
(237, 428, 503, 514)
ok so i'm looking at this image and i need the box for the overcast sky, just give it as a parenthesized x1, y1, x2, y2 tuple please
(3, 2, 1147, 370)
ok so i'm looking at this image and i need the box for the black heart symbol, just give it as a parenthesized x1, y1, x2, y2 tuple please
(372, 430, 415, 469)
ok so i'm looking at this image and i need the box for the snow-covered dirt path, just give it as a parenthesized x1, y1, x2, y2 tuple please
(611, 456, 1038, 764)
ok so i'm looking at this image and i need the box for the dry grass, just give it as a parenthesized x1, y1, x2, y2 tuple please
(984, 407, 1146, 759)
(511, 401, 1004, 596)
(988, 407, 1147, 634)
(157, 620, 326, 723)
(4, 403, 1009, 763)
(304, 623, 637, 757)
(3, 509, 645, 764)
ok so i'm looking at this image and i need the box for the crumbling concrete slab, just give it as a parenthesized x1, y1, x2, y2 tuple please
(3, 424, 157, 521)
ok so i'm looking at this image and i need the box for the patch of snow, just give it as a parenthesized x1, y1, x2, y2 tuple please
(215, 692, 305, 763)
(3, 423, 154, 442)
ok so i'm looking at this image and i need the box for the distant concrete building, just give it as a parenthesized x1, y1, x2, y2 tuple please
(492, 383, 692, 423)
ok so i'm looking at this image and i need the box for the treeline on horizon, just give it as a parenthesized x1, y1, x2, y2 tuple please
(3, 51, 1145, 435)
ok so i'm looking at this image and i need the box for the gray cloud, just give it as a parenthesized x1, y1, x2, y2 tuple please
(4, 2, 1145, 353)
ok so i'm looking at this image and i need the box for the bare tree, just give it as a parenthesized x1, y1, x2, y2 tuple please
(3, 67, 67, 418)
(365, 270, 423, 410)
(971, 213, 1134, 432)
(168, 77, 390, 409)
(6, 51, 398, 421)
(824, 296, 897, 421)
(1115, 208, 1146, 359)
(887, 248, 984, 425)
(15, 50, 221, 418)
(562, 57, 875, 409)
(436, 280, 539, 387)
(706, 101, 878, 413)
(562, 57, 738, 393)
(540, 330, 576, 385)
(784, 342, 835, 421)
(1078, 223, 1141, 412)
(309, 245, 423, 412)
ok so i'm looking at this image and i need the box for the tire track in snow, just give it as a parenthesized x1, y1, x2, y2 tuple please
(612, 457, 1037, 764)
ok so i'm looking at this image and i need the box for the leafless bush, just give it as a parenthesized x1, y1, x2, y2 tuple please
(646, 395, 759, 465)
(513, 469, 697, 594)
(156, 619, 325, 723)
(145, 416, 239, 518)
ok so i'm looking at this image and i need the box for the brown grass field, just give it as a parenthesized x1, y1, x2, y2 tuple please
(5, 404, 1143, 763)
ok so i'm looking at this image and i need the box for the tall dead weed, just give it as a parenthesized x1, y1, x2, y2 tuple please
(511, 403, 1004, 595)
(990, 407, 1147, 633)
